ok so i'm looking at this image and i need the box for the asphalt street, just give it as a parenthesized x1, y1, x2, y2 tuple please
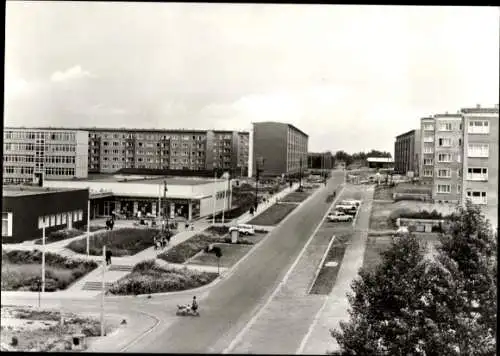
(125, 171, 346, 353)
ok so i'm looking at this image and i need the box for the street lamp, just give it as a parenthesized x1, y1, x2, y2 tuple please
(163, 180, 169, 231)
(255, 157, 264, 210)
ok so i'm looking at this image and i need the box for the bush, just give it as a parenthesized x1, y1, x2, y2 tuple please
(205, 225, 230, 236)
(1, 250, 98, 292)
(66, 228, 160, 256)
(11, 337, 18, 346)
(108, 262, 218, 295)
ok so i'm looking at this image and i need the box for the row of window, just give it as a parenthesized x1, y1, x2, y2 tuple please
(38, 210, 83, 229)
(4, 166, 34, 175)
(426, 144, 489, 159)
(4, 143, 76, 152)
(4, 131, 76, 141)
(2, 212, 13, 237)
(468, 120, 489, 134)
(45, 167, 76, 176)
(215, 190, 231, 200)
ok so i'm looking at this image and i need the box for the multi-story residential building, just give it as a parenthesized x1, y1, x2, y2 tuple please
(7, 127, 249, 177)
(394, 129, 421, 176)
(3, 128, 88, 184)
(420, 117, 436, 185)
(251, 122, 308, 178)
(460, 105, 498, 228)
(307, 152, 334, 170)
(432, 113, 463, 204)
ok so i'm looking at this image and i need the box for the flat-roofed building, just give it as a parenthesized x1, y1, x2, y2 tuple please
(394, 129, 421, 176)
(43, 174, 231, 222)
(3, 128, 88, 184)
(460, 105, 499, 229)
(2, 186, 89, 243)
(252, 122, 308, 178)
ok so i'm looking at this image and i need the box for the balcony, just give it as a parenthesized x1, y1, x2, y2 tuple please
(466, 173, 488, 181)
(423, 137, 434, 143)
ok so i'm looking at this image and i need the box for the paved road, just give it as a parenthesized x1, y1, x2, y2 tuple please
(125, 171, 346, 353)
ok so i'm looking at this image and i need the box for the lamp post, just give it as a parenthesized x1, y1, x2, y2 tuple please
(254, 157, 264, 211)
(163, 180, 169, 231)
(212, 170, 217, 225)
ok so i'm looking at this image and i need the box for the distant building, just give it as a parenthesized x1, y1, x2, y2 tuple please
(3, 128, 89, 184)
(251, 122, 308, 178)
(2, 186, 89, 243)
(307, 152, 334, 170)
(394, 129, 421, 176)
(366, 157, 394, 169)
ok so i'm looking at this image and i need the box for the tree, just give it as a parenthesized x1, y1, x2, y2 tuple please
(331, 202, 497, 355)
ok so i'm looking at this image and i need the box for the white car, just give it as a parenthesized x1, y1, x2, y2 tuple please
(229, 224, 255, 235)
(340, 199, 361, 207)
(327, 212, 353, 222)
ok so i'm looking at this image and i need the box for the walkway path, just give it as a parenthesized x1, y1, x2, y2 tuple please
(300, 186, 374, 354)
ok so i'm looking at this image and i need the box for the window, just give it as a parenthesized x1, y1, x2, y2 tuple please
(467, 168, 488, 181)
(437, 153, 452, 162)
(437, 169, 451, 178)
(424, 147, 434, 154)
(466, 191, 487, 205)
(467, 144, 489, 158)
(2, 212, 13, 237)
(437, 184, 451, 194)
(73, 211, 78, 222)
(468, 120, 489, 134)
(438, 123, 452, 131)
(457, 153, 461, 163)
(56, 214, 61, 225)
(78, 210, 83, 221)
(438, 138, 452, 147)
(423, 169, 433, 177)
(458, 138, 462, 146)
(50, 215, 56, 227)
(62, 213, 67, 225)
(423, 135, 434, 143)
(457, 184, 461, 194)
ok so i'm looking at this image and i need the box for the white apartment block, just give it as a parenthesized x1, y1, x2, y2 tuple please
(419, 105, 498, 229)
(3, 128, 89, 184)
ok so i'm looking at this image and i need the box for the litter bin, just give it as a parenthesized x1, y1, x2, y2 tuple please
(231, 229, 239, 243)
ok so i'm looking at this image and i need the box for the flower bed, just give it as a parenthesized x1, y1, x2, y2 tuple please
(108, 260, 218, 295)
(66, 228, 161, 257)
(247, 203, 297, 226)
(1, 250, 98, 292)
(188, 243, 254, 268)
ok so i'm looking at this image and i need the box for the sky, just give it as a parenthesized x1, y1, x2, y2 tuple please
(4, 3, 499, 154)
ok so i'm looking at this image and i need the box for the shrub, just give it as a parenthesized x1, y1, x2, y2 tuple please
(34, 229, 83, 245)
(108, 263, 218, 295)
(205, 225, 230, 236)
(158, 234, 213, 264)
(11, 337, 18, 346)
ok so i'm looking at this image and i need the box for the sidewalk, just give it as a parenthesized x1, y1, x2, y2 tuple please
(300, 186, 374, 355)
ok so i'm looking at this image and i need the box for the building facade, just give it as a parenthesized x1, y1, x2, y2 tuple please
(86, 128, 248, 176)
(2, 186, 89, 243)
(417, 105, 498, 228)
(43, 175, 231, 222)
(460, 105, 499, 228)
(394, 129, 421, 176)
(252, 122, 308, 178)
(307, 152, 334, 170)
(3, 128, 89, 184)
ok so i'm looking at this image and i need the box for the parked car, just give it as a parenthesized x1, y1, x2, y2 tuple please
(229, 224, 255, 235)
(340, 199, 361, 207)
(335, 204, 358, 216)
(328, 211, 353, 222)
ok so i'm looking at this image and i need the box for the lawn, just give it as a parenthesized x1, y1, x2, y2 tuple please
(1, 250, 98, 292)
(309, 233, 353, 295)
(281, 190, 313, 203)
(158, 233, 222, 264)
(369, 201, 396, 231)
(66, 228, 161, 257)
(108, 260, 218, 295)
(373, 185, 395, 200)
(247, 203, 297, 226)
(188, 243, 254, 268)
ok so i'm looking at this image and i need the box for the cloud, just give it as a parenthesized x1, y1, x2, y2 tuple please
(50, 65, 92, 82)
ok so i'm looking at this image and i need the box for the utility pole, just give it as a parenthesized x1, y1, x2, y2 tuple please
(163, 180, 168, 231)
(299, 156, 303, 188)
(101, 245, 106, 337)
(42, 225, 46, 294)
(212, 170, 217, 225)
(86, 200, 90, 256)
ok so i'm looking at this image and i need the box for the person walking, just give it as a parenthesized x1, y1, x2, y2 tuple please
(105, 250, 112, 265)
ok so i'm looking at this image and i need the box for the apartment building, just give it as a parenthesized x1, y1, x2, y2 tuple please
(460, 105, 498, 228)
(432, 113, 463, 204)
(420, 117, 436, 185)
(77, 128, 248, 176)
(252, 122, 308, 177)
(394, 129, 421, 176)
(3, 128, 88, 184)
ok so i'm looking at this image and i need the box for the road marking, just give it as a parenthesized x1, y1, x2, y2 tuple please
(223, 182, 345, 354)
(297, 191, 365, 354)
(120, 308, 162, 352)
